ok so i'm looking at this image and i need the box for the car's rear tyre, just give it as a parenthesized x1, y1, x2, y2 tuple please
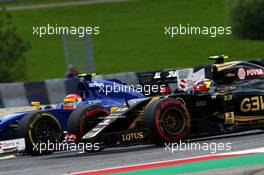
(143, 98, 191, 146)
(17, 111, 63, 156)
(67, 104, 109, 152)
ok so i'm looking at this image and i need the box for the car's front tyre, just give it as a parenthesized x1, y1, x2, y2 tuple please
(67, 104, 109, 152)
(17, 111, 63, 156)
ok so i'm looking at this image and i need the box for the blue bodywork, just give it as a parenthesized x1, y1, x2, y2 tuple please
(0, 78, 145, 140)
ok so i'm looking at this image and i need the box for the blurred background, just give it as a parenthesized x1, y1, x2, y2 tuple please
(0, 0, 263, 82)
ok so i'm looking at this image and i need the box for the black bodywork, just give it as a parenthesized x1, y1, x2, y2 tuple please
(80, 58, 264, 148)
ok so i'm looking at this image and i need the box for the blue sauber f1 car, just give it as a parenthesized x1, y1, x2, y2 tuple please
(0, 74, 145, 155)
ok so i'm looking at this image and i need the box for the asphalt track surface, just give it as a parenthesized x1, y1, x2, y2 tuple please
(0, 130, 264, 175)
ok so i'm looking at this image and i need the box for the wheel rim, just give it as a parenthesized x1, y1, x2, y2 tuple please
(160, 107, 185, 136)
(32, 116, 61, 143)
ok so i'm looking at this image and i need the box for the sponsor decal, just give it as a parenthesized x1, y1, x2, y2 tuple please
(246, 68, 264, 77)
(240, 96, 264, 112)
(237, 68, 246, 80)
(121, 132, 144, 142)
(237, 68, 264, 80)
(0, 139, 25, 155)
(179, 79, 197, 89)
(179, 79, 186, 89)
(88, 82, 104, 88)
(0, 142, 16, 150)
(177, 68, 205, 91)
(224, 112, 235, 124)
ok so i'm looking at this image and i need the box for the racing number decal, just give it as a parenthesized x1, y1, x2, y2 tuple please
(224, 95, 233, 101)
(167, 71, 177, 78)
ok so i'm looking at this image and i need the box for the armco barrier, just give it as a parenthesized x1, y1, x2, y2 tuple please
(103, 72, 139, 85)
(45, 78, 66, 104)
(0, 82, 28, 107)
(24, 81, 50, 105)
(64, 78, 80, 95)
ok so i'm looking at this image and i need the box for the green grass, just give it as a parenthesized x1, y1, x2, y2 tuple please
(8, 0, 264, 81)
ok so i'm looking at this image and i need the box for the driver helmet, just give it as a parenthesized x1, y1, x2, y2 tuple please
(193, 79, 215, 92)
(63, 94, 82, 110)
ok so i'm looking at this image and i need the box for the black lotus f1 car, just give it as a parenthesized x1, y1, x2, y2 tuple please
(68, 56, 264, 150)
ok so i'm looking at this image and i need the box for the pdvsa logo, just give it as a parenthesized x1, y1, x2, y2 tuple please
(237, 68, 264, 80)
(247, 69, 264, 76)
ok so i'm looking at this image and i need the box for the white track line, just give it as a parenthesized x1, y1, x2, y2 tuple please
(0, 155, 15, 160)
(3, 0, 130, 11)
